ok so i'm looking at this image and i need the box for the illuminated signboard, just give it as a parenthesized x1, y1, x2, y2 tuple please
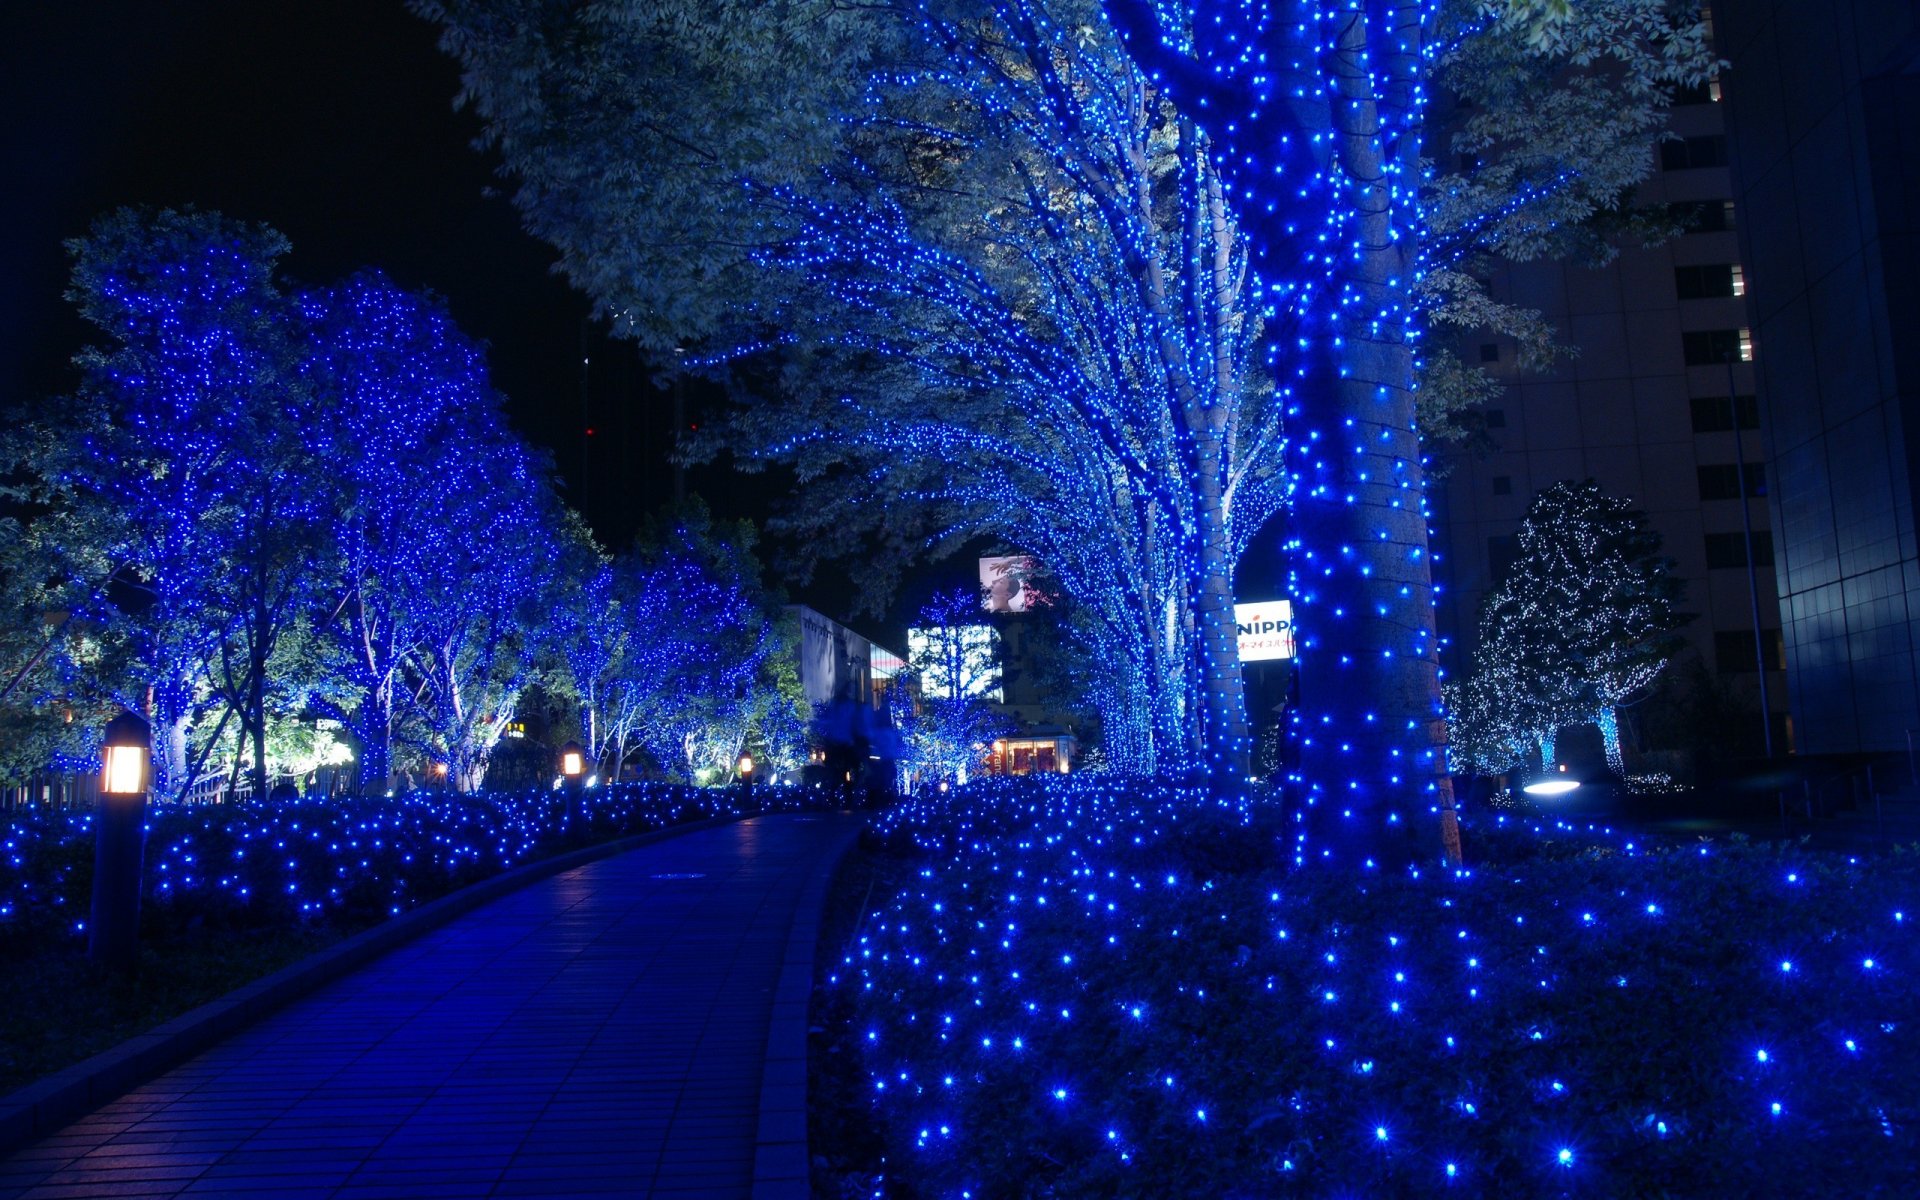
(979, 555, 1046, 612)
(1234, 600, 1295, 663)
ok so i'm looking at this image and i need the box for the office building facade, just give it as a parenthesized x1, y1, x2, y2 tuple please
(1436, 62, 1790, 758)
(1719, 0, 1920, 753)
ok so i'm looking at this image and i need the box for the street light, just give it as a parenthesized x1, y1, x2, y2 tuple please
(91, 710, 150, 972)
(1522, 763, 1580, 798)
(560, 742, 585, 780)
(1522, 777, 1581, 798)
(738, 753, 755, 785)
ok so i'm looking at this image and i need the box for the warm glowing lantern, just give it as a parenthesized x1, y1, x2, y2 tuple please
(560, 742, 585, 778)
(100, 711, 151, 796)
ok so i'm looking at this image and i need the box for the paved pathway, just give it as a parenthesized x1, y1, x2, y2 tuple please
(0, 812, 863, 1200)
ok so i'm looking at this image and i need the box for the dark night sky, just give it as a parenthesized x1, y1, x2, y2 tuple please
(1, 0, 702, 551)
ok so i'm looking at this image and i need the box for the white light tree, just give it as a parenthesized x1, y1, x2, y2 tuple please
(1488, 480, 1687, 775)
(905, 587, 1010, 785)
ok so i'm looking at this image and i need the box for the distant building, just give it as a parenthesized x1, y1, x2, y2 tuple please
(983, 733, 1075, 776)
(788, 605, 908, 711)
(1435, 59, 1790, 756)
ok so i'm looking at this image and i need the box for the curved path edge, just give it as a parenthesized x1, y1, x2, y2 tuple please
(750, 821, 861, 1199)
(0, 813, 738, 1158)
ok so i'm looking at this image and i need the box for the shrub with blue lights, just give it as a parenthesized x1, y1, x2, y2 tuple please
(0, 784, 829, 959)
(824, 776, 1919, 1195)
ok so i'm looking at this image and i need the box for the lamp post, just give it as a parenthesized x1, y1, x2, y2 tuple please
(91, 710, 150, 972)
(738, 753, 755, 788)
(1727, 356, 1774, 758)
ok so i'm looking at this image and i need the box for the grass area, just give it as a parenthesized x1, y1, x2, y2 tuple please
(810, 777, 1920, 1198)
(812, 834, 915, 1197)
(0, 923, 354, 1095)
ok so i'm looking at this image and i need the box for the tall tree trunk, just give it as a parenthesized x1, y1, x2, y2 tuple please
(248, 610, 269, 802)
(152, 678, 193, 799)
(1102, 2, 1460, 865)
(358, 681, 392, 794)
(1598, 707, 1623, 776)
(1287, 354, 1451, 865)
(1186, 426, 1252, 785)
(1285, 5, 1454, 867)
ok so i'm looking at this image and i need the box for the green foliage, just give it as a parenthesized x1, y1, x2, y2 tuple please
(425, 0, 1273, 773)
(1416, 0, 1719, 455)
(417, 0, 876, 353)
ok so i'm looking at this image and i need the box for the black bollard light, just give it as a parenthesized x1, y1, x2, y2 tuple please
(738, 753, 755, 787)
(91, 710, 151, 972)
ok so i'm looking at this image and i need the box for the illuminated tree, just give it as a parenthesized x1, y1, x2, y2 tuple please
(0, 516, 126, 786)
(744, 610, 813, 779)
(425, 0, 1280, 780)
(562, 504, 776, 784)
(1452, 579, 1586, 775)
(1096, 0, 1712, 860)
(8, 214, 586, 798)
(46, 208, 321, 798)
(904, 588, 1009, 785)
(1496, 480, 1686, 775)
(428, 0, 1711, 830)
(300, 271, 562, 792)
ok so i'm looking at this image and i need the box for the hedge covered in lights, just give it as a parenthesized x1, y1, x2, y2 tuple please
(0, 783, 826, 957)
(824, 777, 1920, 1197)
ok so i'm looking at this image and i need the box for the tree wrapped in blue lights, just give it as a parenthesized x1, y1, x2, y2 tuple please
(427, 0, 1290, 781)
(1098, 0, 1713, 861)
(561, 504, 777, 784)
(299, 271, 564, 792)
(6, 210, 713, 796)
(902, 587, 1010, 787)
(45, 208, 323, 799)
(429, 0, 1713, 836)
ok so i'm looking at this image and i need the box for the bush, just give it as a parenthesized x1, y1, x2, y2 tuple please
(821, 776, 1920, 1197)
(1, 782, 828, 958)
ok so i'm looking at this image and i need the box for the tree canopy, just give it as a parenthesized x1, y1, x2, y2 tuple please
(426, 0, 1714, 853)
(1450, 479, 1687, 777)
(2, 208, 771, 797)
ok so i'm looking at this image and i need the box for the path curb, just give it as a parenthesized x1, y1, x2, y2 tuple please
(0, 813, 737, 1158)
(752, 815, 865, 1200)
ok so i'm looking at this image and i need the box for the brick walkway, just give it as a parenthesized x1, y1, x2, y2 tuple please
(0, 812, 863, 1200)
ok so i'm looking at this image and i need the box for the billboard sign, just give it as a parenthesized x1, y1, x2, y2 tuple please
(1234, 600, 1295, 663)
(980, 555, 1045, 613)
